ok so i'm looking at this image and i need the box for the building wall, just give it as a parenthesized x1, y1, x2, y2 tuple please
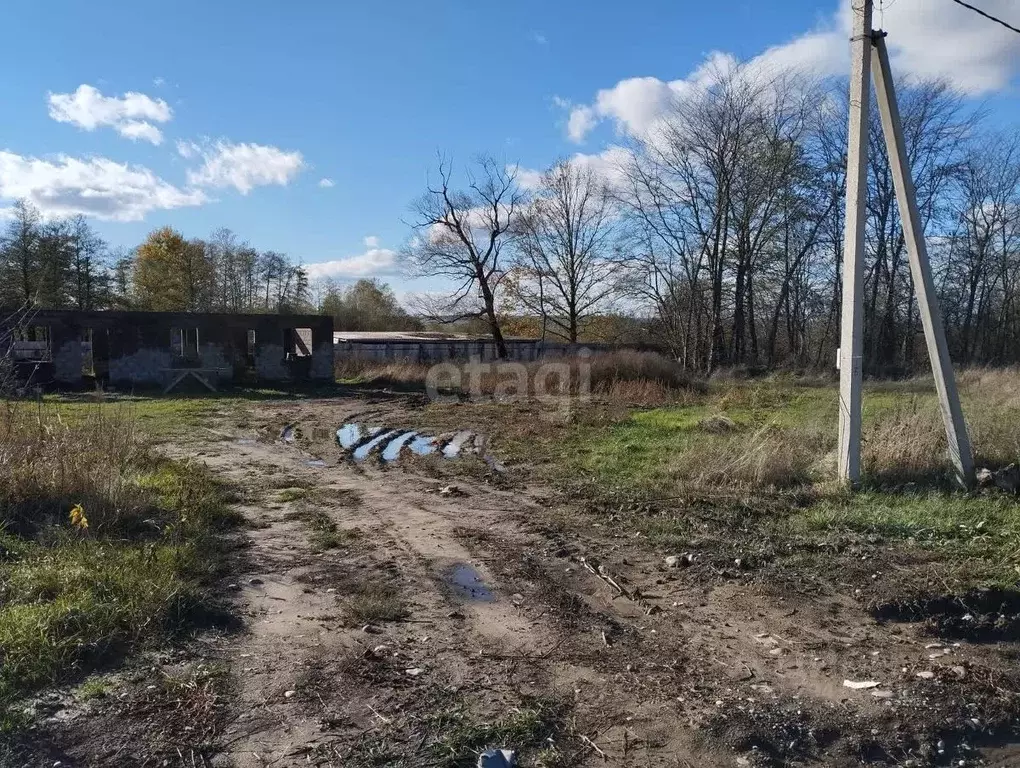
(334, 339, 622, 365)
(0, 309, 334, 389)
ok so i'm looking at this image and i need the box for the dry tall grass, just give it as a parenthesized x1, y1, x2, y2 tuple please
(860, 368, 1020, 483)
(668, 423, 832, 492)
(0, 405, 150, 537)
(334, 359, 432, 388)
(335, 349, 700, 405)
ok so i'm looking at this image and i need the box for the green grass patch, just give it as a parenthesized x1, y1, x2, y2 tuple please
(344, 584, 407, 624)
(304, 510, 356, 552)
(277, 486, 311, 503)
(538, 375, 1020, 590)
(429, 699, 568, 767)
(283, 504, 358, 552)
(793, 491, 1020, 584)
(76, 676, 114, 702)
(0, 405, 238, 736)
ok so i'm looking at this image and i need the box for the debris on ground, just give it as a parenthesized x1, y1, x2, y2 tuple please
(664, 553, 693, 568)
(994, 463, 1019, 493)
(477, 749, 517, 768)
(843, 680, 881, 690)
(977, 463, 1020, 493)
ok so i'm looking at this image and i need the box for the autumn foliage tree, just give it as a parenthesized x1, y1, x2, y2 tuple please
(133, 227, 216, 311)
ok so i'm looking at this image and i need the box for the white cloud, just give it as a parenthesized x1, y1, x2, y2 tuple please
(878, 0, 1020, 93)
(363, 235, 380, 248)
(516, 146, 633, 195)
(530, 31, 548, 45)
(305, 247, 398, 281)
(566, 105, 597, 143)
(0, 150, 206, 221)
(512, 165, 545, 191)
(318, 177, 335, 188)
(153, 77, 166, 87)
(47, 84, 172, 145)
(563, 0, 1020, 142)
(181, 140, 305, 194)
(117, 120, 164, 145)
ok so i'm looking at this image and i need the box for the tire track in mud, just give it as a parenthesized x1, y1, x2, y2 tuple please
(208, 423, 866, 766)
(176, 403, 1020, 767)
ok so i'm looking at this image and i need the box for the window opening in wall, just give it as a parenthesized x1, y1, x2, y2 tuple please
(284, 327, 312, 359)
(170, 327, 200, 362)
(245, 329, 256, 369)
(81, 328, 95, 376)
(12, 326, 51, 362)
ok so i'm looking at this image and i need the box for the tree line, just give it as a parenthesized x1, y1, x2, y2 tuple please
(405, 64, 1020, 372)
(7, 61, 1020, 373)
(0, 203, 423, 333)
(0, 205, 313, 314)
(0, 210, 321, 315)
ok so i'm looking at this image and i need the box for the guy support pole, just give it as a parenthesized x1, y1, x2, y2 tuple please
(838, 0, 873, 485)
(870, 33, 976, 489)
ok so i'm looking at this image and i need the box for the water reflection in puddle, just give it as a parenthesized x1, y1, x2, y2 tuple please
(381, 431, 417, 461)
(448, 563, 494, 602)
(306, 459, 327, 468)
(442, 430, 474, 458)
(235, 438, 256, 446)
(408, 435, 438, 456)
(335, 422, 498, 469)
(336, 423, 362, 448)
(353, 429, 398, 460)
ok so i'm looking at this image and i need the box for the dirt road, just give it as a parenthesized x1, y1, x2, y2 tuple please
(34, 395, 1020, 767)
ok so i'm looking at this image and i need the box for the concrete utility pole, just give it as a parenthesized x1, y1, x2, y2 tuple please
(837, 0, 976, 489)
(837, 0, 873, 485)
(870, 35, 976, 489)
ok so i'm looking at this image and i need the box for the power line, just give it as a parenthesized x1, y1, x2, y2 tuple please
(948, 0, 1020, 36)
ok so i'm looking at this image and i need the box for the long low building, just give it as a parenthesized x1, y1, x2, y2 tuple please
(333, 330, 622, 363)
(2, 308, 334, 389)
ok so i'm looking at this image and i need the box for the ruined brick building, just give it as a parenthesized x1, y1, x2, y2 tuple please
(1, 308, 334, 389)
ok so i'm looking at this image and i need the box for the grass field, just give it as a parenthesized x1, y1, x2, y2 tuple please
(0, 402, 240, 735)
(2, 361, 1017, 766)
(554, 370, 1020, 590)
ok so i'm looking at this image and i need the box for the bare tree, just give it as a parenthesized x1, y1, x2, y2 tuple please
(405, 156, 523, 358)
(940, 133, 1020, 363)
(513, 160, 620, 342)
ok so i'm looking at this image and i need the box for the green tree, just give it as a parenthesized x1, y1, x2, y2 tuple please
(320, 278, 420, 331)
(0, 199, 42, 305)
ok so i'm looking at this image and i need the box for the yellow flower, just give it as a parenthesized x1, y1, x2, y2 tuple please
(69, 504, 89, 530)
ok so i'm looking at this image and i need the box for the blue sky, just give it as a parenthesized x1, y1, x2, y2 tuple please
(2, 0, 1019, 297)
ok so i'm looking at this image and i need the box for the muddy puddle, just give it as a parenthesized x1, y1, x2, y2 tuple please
(448, 563, 494, 602)
(335, 422, 495, 467)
